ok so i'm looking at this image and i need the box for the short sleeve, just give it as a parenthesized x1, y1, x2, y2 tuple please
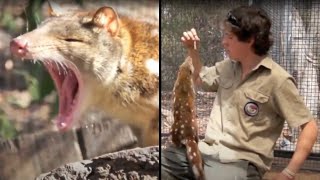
(199, 66, 220, 92)
(273, 78, 313, 128)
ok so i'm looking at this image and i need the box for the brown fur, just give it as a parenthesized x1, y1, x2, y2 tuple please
(172, 57, 205, 180)
(10, 5, 159, 146)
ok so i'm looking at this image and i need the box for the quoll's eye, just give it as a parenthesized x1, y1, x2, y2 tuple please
(64, 38, 83, 42)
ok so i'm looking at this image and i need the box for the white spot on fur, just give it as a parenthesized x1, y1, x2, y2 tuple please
(181, 124, 184, 128)
(151, 28, 159, 37)
(187, 146, 191, 153)
(193, 152, 197, 157)
(175, 111, 178, 114)
(180, 130, 184, 134)
(192, 165, 200, 178)
(145, 59, 159, 77)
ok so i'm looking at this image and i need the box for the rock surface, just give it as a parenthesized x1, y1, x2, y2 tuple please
(36, 146, 159, 180)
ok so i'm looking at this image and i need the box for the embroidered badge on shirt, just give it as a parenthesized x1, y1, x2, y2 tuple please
(244, 101, 259, 116)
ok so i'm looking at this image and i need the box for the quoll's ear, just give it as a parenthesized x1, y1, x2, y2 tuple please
(92, 6, 120, 36)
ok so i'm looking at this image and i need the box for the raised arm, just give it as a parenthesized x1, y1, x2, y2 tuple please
(181, 28, 203, 86)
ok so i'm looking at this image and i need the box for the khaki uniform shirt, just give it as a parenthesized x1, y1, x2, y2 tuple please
(197, 56, 313, 175)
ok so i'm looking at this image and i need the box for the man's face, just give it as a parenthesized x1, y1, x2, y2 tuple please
(221, 29, 253, 61)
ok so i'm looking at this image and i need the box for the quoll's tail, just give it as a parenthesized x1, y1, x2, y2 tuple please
(185, 139, 205, 180)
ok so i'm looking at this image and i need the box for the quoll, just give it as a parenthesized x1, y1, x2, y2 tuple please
(171, 57, 205, 180)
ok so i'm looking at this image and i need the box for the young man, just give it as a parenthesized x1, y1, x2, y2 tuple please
(161, 5, 318, 180)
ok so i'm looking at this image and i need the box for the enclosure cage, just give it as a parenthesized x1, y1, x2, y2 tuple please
(161, 0, 320, 172)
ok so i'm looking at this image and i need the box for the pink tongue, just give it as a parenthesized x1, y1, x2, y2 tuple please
(57, 72, 78, 129)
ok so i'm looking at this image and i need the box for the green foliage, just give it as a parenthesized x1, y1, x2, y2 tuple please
(12, 68, 49, 102)
(75, 0, 84, 7)
(0, 10, 17, 33)
(51, 93, 59, 118)
(0, 109, 17, 139)
(25, 0, 46, 30)
(31, 64, 56, 102)
(24, 0, 57, 106)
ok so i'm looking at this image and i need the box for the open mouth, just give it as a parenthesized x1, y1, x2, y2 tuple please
(43, 61, 83, 130)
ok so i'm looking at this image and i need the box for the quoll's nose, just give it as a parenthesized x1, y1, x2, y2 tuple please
(10, 38, 28, 58)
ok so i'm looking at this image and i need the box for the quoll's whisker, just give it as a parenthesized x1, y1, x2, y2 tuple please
(53, 61, 61, 75)
(58, 61, 67, 75)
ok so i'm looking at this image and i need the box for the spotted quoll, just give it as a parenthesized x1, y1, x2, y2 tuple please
(171, 57, 205, 180)
(10, 3, 159, 146)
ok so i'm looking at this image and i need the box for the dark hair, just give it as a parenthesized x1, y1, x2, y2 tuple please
(224, 6, 273, 56)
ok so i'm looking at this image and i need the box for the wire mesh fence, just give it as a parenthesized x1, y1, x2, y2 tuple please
(161, 0, 320, 171)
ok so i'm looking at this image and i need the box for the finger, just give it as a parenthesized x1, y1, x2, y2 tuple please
(183, 31, 190, 40)
(195, 36, 200, 41)
(181, 36, 186, 42)
(191, 28, 200, 41)
(191, 28, 197, 36)
(191, 28, 199, 40)
(187, 31, 194, 40)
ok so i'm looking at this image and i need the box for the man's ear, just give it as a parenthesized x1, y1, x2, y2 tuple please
(248, 36, 255, 46)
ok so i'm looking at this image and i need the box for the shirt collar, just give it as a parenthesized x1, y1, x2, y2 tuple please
(231, 56, 273, 71)
(252, 56, 273, 71)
